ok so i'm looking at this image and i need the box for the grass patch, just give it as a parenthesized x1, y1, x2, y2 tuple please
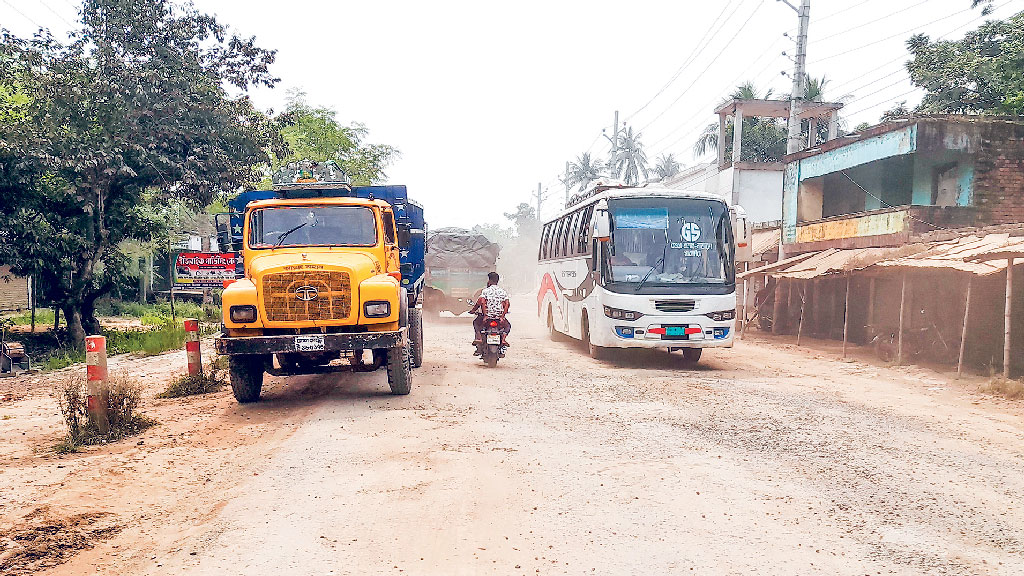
(2, 307, 56, 326)
(979, 377, 1024, 400)
(157, 357, 228, 399)
(54, 373, 156, 453)
(99, 300, 219, 322)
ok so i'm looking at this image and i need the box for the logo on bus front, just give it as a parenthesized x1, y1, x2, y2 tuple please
(682, 222, 701, 242)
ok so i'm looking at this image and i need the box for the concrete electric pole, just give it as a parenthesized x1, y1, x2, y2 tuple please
(534, 182, 543, 219)
(781, 0, 810, 155)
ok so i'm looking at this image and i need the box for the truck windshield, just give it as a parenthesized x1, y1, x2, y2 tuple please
(607, 197, 734, 292)
(248, 206, 378, 248)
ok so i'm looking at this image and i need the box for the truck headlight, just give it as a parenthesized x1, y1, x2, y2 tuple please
(364, 301, 391, 318)
(604, 306, 644, 321)
(229, 305, 258, 323)
(705, 309, 736, 322)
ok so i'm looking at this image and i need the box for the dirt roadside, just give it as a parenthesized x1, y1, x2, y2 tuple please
(1, 296, 1022, 575)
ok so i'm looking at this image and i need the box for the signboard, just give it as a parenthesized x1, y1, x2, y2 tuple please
(174, 252, 239, 287)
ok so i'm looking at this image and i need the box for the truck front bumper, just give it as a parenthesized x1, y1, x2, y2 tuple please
(215, 329, 406, 356)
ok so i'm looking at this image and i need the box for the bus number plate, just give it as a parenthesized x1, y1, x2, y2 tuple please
(295, 335, 326, 352)
(665, 326, 688, 337)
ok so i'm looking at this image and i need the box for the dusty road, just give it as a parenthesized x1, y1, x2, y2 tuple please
(3, 297, 1024, 575)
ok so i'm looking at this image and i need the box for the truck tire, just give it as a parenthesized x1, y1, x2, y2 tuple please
(386, 342, 413, 395)
(229, 356, 264, 403)
(399, 288, 409, 327)
(409, 308, 424, 368)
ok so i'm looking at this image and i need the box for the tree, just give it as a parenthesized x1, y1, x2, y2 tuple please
(503, 203, 540, 239)
(271, 89, 399, 186)
(564, 152, 605, 192)
(652, 153, 682, 180)
(879, 101, 913, 123)
(906, 11, 1024, 115)
(693, 82, 788, 162)
(609, 126, 649, 186)
(0, 0, 282, 345)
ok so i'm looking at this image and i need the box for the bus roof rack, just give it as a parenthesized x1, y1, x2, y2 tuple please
(566, 178, 629, 208)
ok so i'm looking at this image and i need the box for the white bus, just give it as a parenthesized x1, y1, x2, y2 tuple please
(537, 183, 751, 363)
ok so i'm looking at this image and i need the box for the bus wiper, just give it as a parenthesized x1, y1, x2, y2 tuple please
(634, 244, 668, 293)
(275, 222, 308, 247)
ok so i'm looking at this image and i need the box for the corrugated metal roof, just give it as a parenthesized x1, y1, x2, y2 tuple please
(748, 234, 1024, 280)
(750, 227, 781, 259)
(873, 234, 1016, 275)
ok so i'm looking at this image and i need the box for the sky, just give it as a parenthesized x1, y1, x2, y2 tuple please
(2, 0, 1022, 229)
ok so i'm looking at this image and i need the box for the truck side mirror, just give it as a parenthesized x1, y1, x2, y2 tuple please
(594, 209, 611, 242)
(398, 228, 411, 247)
(400, 263, 414, 276)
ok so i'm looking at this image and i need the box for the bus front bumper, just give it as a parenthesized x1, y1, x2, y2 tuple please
(597, 323, 736, 349)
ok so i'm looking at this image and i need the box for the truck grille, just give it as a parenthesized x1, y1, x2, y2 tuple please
(262, 271, 351, 322)
(654, 299, 696, 313)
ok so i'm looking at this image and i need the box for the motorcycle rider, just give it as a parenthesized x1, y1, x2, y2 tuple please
(470, 272, 510, 354)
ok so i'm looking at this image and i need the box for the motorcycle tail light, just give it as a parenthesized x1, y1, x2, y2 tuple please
(489, 320, 498, 327)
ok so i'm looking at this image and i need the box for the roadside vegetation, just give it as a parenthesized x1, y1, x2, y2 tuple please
(54, 373, 156, 454)
(157, 357, 229, 399)
(979, 377, 1024, 400)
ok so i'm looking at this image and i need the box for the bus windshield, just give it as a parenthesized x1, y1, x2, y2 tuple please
(607, 197, 734, 291)
(248, 205, 378, 248)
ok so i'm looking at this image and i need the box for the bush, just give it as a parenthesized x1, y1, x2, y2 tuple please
(3, 307, 56, 326)
(157, 357, 228, 398)
(54, 373, 156, 452)
(979, 377, 1024, 400)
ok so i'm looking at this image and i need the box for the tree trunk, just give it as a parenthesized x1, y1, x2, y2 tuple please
(81, 294, 102, 336)
(63, 304, 86, 347)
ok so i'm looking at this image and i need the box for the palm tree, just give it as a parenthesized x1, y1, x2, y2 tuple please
(564, 152, 605, 192)
(609, 126, 649, 186)
(652, 153, 681, 180)
(693, 83, 786, 162)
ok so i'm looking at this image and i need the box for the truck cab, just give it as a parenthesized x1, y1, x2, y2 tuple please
(215, 167, 422, 402)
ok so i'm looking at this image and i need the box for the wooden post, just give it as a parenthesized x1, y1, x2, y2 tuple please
(168, 238, 176, 322)
(29, 276, 36, 333)
(842, 274, 851, 359)
(85, 335, 110, 435)
(1004, 259, 1014, 379)
(897, 272, 908, 366)
(772, 278, 785, 335)
(867, 277, 876, 331)
(957, 276, 973, 378)
(797, 284, 807, 346)
(740, 277, 749, 339)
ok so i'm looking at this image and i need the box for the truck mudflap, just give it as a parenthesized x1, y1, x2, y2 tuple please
(215, 329, 406, 356)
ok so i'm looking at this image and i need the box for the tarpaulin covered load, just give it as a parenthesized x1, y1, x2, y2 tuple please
(426, 230, 501, 269)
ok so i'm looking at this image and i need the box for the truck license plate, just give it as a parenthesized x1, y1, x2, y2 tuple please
(486, 334, 501, 345)
(295, 335, 326, 352)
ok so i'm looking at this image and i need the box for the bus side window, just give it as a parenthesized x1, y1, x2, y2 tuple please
(579, 205, 594, 254)
(555, 217, 566, 258)
(569, 210, 583, 255)
(539, 224, 550, 260)
(560, 215, 572, 257)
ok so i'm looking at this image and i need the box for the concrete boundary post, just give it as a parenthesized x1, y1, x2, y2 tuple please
(85, 335, 110, 434)
(184, 318, 202, 377)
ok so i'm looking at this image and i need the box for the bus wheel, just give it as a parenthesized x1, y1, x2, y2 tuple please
(547, 306, 559, 341)
(582, 315, 610, 360)
(681, 348, 702, 364)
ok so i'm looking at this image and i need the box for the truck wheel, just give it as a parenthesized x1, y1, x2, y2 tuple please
(681, 348, 702, 363)
(229, 356, 264, 403)
(409, 308, 424, 368)
(386, 342, 413, 395)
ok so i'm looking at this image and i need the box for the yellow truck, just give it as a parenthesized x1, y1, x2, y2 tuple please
(215, 181, 416, 403)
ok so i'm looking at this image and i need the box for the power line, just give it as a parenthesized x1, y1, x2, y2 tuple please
(0, 0, 43, 28)
(35, 0, 75, 27)
(814, 0, 878, 23)
(812, 0, 932, 44)
(840, 171, 947, 230)
(637, 0, 768, 134)
(623, 0, 743, 122)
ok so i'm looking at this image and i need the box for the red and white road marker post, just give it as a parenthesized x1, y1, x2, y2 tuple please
(184, 318, 202, 377)
(85, 335, 110, 434)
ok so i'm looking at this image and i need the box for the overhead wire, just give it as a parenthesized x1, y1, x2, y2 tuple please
(1, 0, 43, 28)
(623, 0, 743, 122)
(35, 0, 75, 27)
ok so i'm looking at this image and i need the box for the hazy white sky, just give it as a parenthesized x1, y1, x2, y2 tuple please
(2, 0, 1021, 228)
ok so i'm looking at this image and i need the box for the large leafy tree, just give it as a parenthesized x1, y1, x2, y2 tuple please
(0, 0, 282, 344)
(609, 126, 649, 186)
(564, 152, 605, 192)
(271, 90, 399, 186)
(906, 11, 1024, 115)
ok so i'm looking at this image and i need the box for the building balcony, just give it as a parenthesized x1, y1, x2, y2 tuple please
(783, 205, 977, 253)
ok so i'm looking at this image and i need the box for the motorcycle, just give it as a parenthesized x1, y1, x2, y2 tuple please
(476, 316, 506, 368)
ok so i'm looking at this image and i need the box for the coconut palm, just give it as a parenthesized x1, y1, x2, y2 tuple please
(609, 126, 649, 186)
(652, 153, 681, 180)
(564, 152, 605, 192)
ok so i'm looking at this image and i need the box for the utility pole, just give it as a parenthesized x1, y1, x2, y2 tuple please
(565, 161, 570, 202)
(534, 182, 543, 220)
(781, 0, 810, 155)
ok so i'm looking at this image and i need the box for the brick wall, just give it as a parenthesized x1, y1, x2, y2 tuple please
(972, 120, 1024, 225)
(0, 266, 30, 312)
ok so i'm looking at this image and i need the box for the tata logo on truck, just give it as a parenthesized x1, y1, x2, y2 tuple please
(294, 285, 319, 301)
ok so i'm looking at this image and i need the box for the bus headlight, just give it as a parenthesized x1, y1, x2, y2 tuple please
(705, 310, 736, 322)
(604, 306, 644, 321)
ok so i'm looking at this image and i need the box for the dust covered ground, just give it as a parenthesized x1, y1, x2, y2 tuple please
(1, 296, 1023, 575)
